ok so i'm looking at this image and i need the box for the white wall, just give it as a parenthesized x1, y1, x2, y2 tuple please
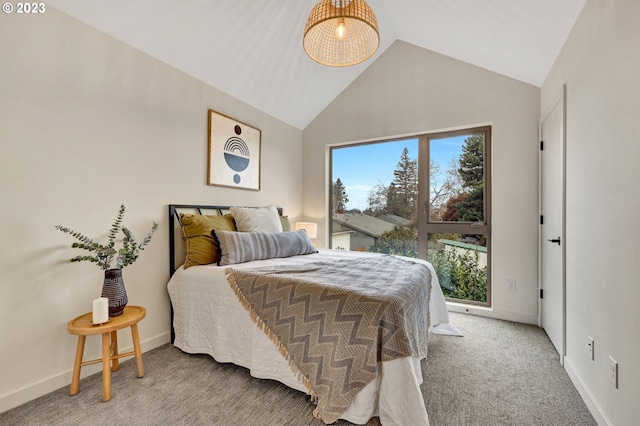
(303, 40, 541, 324)
(541, 1, 640, 424)
(0, 9, 302, 412)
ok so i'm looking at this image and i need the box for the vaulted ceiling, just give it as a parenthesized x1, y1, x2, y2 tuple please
(46, 0, 586, 130)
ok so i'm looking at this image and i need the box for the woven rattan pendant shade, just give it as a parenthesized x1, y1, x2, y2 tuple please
(304, 0, 379, 67)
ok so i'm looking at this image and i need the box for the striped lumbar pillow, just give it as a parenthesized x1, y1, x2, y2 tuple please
(213, 229, 317, 266)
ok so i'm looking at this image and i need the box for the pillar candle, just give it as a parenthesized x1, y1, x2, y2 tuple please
(92, 297, 109, 324)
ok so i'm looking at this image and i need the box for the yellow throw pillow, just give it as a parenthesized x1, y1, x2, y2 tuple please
(180, 213, 236, 268)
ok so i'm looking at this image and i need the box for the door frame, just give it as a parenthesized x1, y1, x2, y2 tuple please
(538, 84, 567, 363)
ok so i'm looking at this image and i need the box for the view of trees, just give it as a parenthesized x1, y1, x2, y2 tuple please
(387, 148, 418, 219)
(332, 178, 349, 214)
(429, 158, 462, 220)
(362, 147, 419, 219)
(441, 134, 484, 222)
(336, 135, 483, 223)
(332, 133, 487, 303)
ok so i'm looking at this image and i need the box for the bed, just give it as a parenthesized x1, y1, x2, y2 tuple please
(166, 204, 450, 425)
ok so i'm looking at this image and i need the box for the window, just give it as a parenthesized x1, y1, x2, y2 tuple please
(330, 126, 491, 306)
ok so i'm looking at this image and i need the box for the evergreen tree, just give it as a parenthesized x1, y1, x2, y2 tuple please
(446, 134, 484, 222)
(387, 148, 418, 219)
(458, 134, 484, 187)
(332, 178, 349, 214)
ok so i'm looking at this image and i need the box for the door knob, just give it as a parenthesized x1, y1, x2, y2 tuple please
(547, 237, 561, 245)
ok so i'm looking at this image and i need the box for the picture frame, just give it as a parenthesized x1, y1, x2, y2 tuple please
(207, 109, 261, 191)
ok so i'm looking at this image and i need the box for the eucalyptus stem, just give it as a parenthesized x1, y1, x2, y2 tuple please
(55, 204, 158, 271)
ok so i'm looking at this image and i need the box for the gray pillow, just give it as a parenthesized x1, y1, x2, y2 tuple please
(213, 229, 317, 266)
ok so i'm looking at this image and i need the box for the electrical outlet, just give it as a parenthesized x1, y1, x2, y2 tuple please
(609, 356, 618, 389)
(587, 336, 594, 360)
(506, 279, 516, 292)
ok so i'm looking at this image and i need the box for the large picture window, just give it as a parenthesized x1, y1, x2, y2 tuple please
(330, 126, 491, 306)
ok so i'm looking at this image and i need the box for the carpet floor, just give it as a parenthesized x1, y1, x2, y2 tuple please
(0, 312, 596, 426)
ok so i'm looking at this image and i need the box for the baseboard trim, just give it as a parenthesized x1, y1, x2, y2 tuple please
(447, 303, 538, 325)
(0, 332, 170, 414)
(563, 356, 611, 426)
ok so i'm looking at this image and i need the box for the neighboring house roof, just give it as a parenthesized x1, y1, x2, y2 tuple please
(377, 214, 412, 227)
(333, 213, 397, 238)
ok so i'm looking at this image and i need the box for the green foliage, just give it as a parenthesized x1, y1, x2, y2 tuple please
(55, 204, 158, 271)
(368, 227, 486, 303)
(369, 226, 418, 257)
(428, 247, 487, 302)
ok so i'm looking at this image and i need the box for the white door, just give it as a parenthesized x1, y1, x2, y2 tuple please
(540, 90, 565, 361)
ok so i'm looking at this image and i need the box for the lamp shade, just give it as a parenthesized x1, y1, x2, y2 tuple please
(303, 0, 379, 67)
(294, 222, 318, 239)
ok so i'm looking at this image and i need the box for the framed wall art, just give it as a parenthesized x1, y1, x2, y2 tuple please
(207, 109, 261, 190)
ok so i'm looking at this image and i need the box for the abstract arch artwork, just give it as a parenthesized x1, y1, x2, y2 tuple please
(207, 109, 261, 190)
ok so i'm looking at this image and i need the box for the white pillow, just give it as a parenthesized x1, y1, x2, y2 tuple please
(230, 205, 283, 233)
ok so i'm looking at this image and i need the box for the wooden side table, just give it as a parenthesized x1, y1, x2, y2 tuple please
(67, 305, 146, 401)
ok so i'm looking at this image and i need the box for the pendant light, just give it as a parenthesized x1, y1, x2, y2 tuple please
(303, 0, 380, 67)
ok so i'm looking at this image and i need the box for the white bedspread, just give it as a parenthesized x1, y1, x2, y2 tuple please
(167, 249, 450, 425)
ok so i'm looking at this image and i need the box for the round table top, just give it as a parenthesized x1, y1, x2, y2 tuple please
(67, 305, 146, 336)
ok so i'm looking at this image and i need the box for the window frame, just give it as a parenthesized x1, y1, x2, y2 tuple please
(418, 126, 492, 307)
(328, 125, 492, 307)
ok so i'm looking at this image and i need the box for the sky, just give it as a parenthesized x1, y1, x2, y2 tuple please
(332, 135, 467, 211)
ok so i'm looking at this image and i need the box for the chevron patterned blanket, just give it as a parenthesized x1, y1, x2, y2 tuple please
(225, 255, 431, 424)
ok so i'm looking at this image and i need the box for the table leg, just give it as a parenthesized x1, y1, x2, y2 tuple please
(101, 332, 111, 402)
(110, 330, 120, 371)
(130, 323, 144, 377)
(70, 335, 86, 396)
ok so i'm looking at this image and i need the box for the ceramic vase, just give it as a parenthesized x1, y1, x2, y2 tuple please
(101, 268, 128, 317)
